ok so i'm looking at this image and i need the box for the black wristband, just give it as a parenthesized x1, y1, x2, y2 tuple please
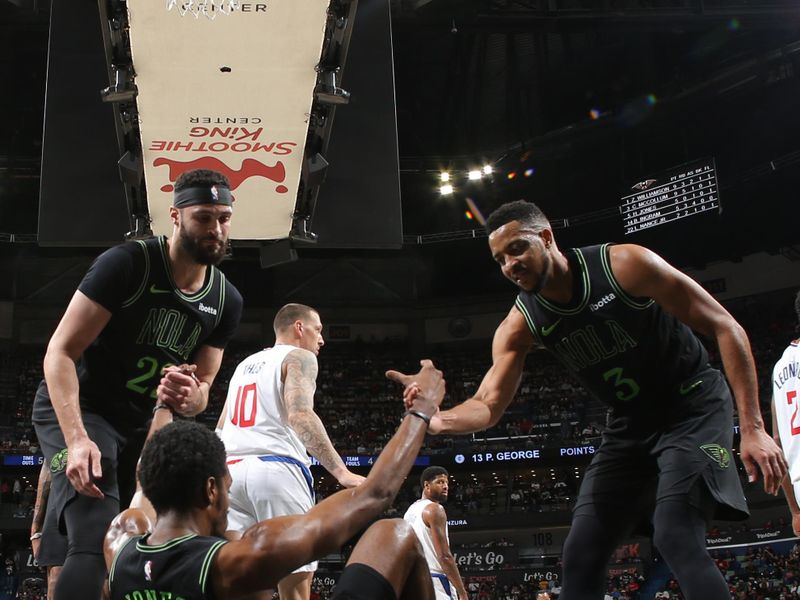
(404, 409, 431, 426)
(153, 402, 172, 415)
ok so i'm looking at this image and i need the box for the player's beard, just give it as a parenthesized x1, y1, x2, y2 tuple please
(179, 222, 226, 266)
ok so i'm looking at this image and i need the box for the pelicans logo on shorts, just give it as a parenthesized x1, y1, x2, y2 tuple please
(50, 449, 68, 474)
(700, 444, 731, 469)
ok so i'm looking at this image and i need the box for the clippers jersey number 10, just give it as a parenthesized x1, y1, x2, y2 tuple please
(230, 383, 257, 428)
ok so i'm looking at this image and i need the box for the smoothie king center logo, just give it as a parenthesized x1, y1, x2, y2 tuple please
(151, 122, 297, 194)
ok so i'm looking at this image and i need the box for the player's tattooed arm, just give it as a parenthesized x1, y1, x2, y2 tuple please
(30, 463, 51, 559)
(283, 349, 363, 488)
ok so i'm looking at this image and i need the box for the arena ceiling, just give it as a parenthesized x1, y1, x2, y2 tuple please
(1, 0, 800, 308)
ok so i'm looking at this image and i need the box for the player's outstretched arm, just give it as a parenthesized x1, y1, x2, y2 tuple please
(103, 405, 174, 571)
(211, 360, 445, 599)
(283, 348, 364, 488)
(609, 243, 787, 494)
(406, 307, 532, 435)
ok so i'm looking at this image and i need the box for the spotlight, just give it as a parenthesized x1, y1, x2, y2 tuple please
(303, 152, 329, 188)
(507, 171, 517, 180)
(467, 170, 482, 181)
(315, 68, 350, 105)
(440, 184, 454, 195)
(524, 168, 535, 177)
(440, 172, 450, 182)
(482, 165, 493, 175)
(117, 150, 143, 186)
(290, 216, 318, 244)
(101, 66, 137, 103)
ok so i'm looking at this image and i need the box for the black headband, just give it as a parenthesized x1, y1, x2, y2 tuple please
(173, 185, 233, 208)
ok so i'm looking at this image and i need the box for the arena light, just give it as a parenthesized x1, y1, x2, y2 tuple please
(440, 184, 454, 195)
(101, 66, 137, 103)
(315, 68, 351, 105)
(440, 171, 450, 182)
(482, 164, 493, 175)
(467, 169, 482, 180)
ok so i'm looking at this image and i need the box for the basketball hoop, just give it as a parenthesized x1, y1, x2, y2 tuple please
(165, 0, 239, 19)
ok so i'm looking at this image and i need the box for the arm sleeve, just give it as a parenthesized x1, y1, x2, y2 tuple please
(77, 243, 143, 312)
(204, 280, 243, 349)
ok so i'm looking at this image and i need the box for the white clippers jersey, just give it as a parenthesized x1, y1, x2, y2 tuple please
(772, 340, 800, 489)
(220, 344, 310, 466)
(404, 498, 447, 574)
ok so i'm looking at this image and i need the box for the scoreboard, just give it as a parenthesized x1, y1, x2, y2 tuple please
(621, 158, 720, 235)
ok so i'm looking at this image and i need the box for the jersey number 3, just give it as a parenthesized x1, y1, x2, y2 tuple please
(787, 390, 800, 436)
(602, 367, 640, 402)
(231, 383, 257, 428)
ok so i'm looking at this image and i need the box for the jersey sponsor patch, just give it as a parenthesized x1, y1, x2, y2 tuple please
(589, 293, 616, 312)
(198, 303, 218, 315)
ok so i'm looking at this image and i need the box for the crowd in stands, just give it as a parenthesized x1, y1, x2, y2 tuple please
(1, 291, 797, 458)
(297, 542, 800, 600)
(0, 341, 603, 455)
(313, 465, 580, 519)
(0, 477, 35, 520)
(654, 543, 800, 599)
(0, 294, 796, 598)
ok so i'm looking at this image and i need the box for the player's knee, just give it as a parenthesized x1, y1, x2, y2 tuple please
(653, 521, 689, 561)
(379, 518, 415, 541)
(561, 533, 585, 572)
(368, 519, 421, 555)
(396, 520, 424, 556)
(562, 524, 606, 576)
(64, 494, 120, 553)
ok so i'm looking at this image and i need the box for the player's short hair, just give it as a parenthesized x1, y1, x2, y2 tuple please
(420, 466, 449, 488)
(485, 200, 550, 235)
(174, 169, 230, 193)
(138, 421, 227, 514)
(273, 303, 319, 335)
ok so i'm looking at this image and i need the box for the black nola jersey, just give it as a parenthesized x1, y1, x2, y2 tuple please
(109, 533, 227, 600)
(515, 244, 709, 409)
(57, 237, 242, 435)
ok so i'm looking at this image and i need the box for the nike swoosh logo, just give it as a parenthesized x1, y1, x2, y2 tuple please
(679, 380, 703, 395)
(541, 319, 562, 337)
(149, 284, 172, 294)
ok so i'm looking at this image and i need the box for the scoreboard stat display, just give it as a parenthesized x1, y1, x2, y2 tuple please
(621, 158, 720, 235)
